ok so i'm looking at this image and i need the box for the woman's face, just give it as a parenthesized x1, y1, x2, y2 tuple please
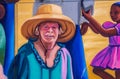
(110, 5, 120, 23)
(38, 22, 60, 44)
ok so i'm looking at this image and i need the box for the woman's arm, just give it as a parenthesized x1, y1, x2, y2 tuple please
(7, 53, 28, 79)
(82, 9, 117, 37)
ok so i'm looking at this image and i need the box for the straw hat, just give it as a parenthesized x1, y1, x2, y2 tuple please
(21, 4, 76, 42)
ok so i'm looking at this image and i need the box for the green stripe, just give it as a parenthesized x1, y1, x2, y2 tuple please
(0, 23, 6, 64)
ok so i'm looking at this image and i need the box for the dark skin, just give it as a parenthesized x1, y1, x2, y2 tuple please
(1, 0, 19, 3)
(81, 22, 99, 35)
(81, 4, 120, 79)
(0, 4, 5, 19)
(81, 5, 118, 37)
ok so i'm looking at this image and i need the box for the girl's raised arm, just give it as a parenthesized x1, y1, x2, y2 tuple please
(82, 9, 117, 37)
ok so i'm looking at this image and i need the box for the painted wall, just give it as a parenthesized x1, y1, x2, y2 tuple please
(15, 0, 117, 79)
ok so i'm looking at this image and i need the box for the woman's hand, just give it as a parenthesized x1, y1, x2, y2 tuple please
(0, 64, 7, 79)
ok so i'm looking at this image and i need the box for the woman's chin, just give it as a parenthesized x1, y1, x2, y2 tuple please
(44, 39, 56, 44)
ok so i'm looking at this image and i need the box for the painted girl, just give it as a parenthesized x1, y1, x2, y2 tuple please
(82, 2, 120, 79)
(7, 4, 75, 79)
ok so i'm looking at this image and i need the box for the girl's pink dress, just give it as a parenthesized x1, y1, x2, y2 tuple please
(91, 21, 120, 69)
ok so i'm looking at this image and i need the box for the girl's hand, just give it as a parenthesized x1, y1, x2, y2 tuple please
(81, 22, 99, 35)
(80, 22, 89, 35)
(82, 9, 91, 19)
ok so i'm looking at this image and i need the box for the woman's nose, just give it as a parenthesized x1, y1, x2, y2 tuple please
(48, 28, 53, 33)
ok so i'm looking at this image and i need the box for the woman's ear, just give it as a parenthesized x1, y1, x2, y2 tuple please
(35, 27, 39, 36)
(59, 28, 63, 35)
(58, 30, 61, 35)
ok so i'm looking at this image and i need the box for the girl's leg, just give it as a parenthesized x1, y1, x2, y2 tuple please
(93, 67, 114, 79)
(115, 70, 120, 79)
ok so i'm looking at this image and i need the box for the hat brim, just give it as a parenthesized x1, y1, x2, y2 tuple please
(21, 14, 76, 42)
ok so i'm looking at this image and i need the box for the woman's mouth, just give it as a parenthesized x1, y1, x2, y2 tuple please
(44, 34, 54, 39)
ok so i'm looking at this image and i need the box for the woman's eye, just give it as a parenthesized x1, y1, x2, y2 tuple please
(52, 26, 56, 29)
(44, 26, 48, 29)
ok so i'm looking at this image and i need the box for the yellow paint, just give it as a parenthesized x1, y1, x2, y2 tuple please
(15, 0, 118, 79)
(15, 1, 34, 54)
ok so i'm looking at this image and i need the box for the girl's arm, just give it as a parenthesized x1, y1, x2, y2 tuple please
(82, 9, 117, 37)
(81, 22, 99, 35)
(80, 22, 88, 35)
